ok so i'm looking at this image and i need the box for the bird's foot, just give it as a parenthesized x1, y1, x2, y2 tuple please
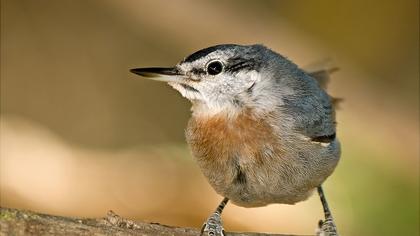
(200, 212, 225, 236)
(316, 218, 339, 236)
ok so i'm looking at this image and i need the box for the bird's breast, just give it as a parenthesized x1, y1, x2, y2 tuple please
(186, 110, 291, 206)
(186, 110, 279, 166)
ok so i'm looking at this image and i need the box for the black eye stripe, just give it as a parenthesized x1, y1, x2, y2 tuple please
(190, 68, 206, 75)
(225, 58, 257, 72)
(228, 61, 251, 72)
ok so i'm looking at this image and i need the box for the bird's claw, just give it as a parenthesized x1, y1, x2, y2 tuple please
(200, 212, 225, 236)
(316, 218, 339, 236)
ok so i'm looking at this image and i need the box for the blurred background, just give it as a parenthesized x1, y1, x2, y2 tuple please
(1, 0, 418, 235)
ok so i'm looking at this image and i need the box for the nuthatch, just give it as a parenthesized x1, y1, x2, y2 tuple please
(131, 44, 341, 236)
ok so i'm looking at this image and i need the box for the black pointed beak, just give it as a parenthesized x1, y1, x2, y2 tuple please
(130, 67, 184, 82)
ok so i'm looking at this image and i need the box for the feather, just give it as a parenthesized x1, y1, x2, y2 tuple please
(304, 59, 339, 89)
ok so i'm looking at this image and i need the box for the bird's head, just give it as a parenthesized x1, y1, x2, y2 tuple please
(131, 44, 294, 116)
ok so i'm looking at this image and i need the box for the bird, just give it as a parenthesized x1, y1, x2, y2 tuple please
(130, 44, 341, 236)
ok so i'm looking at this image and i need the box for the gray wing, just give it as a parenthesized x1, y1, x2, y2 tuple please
(280, 72, 337, 142)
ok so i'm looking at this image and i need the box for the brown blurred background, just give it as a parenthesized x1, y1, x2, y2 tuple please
(1, 0, 419, 235)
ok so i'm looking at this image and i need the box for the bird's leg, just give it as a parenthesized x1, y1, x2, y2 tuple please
(201, 197, 229, 236)
(316, 186, 339, 236)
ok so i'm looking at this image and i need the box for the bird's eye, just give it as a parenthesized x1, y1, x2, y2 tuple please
(206, 60, 223, 75)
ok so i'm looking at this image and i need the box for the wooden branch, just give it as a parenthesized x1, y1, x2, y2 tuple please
(0, 207, 310, 236)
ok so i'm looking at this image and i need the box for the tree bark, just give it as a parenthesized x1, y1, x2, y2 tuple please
(0, 207, 310, 236)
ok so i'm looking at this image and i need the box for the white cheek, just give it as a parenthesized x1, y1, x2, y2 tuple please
(201, 70, 262, 98)
(230, 70, 262, 92)
(237, 70, 261, 83)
